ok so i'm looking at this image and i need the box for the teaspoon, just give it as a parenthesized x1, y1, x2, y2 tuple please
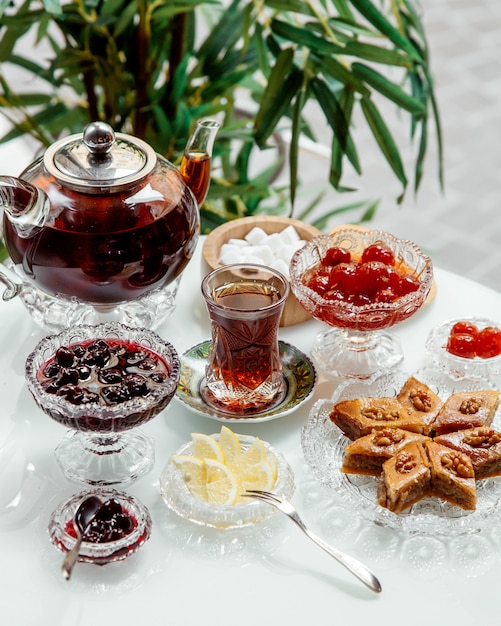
(62, 494, 102, 581)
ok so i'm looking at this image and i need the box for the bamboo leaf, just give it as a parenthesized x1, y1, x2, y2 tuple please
(289, 82, 308, 211)
(310, 77, 360, 175)
(310, 199, 378, 230)
(42, 0, 62, 15)
(252, 22, 271, 78)
(254, 47, 294, 144)
(359, 198, 380, 222)
(263, 0, 315, 16)
(270, 19, 345, 55)
(349, 0, 423, 62)
(344, 41, 412, 67)
(313, 54, 370, 96)
(360, 95, 407, 197)
(331, 87, 359, 189)
(352, 63, 425, 115)
(329, 0, 355, 20)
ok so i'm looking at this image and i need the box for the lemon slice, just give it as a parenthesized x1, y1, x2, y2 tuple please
(231, 436, 267, 473)
(205, 458, 238, 505)
(191, 432, 225, 462)
(236, 459, 276, 495)
(171, 455, 207, 500)
(218, 426, 242, 464)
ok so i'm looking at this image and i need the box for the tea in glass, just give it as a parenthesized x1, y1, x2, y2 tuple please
(201, 264, 289, 414)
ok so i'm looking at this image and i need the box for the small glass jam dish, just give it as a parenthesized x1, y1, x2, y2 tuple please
(25, 322, 180, 486)
(426, 317, 501, 380)
(48, 488, 152, 567)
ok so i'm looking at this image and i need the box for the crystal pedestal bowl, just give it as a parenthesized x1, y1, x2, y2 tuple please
(289, 228, 433, 379)
(25, 322, 180, 485)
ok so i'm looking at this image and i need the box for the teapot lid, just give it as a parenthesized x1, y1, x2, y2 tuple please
(43, 122, 157, 193)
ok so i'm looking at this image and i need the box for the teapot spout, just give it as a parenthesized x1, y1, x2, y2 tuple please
(180, 119, 220, 207)
(0, 176, 50, 238)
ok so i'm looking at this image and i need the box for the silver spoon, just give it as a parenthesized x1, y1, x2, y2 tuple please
(62, 495, 103, 581)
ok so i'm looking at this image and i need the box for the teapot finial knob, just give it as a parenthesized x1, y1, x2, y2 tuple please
(83, 122, 115, 155)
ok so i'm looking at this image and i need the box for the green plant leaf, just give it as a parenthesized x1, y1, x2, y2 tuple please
(270, 18, 345, 56)
(310, 77, 360, 176)
(360, 95, 407, 197)
(254, 47, 295, 147)
(352, 62, 425, 115)
(329, 0, 355, 20)
(344, 41, 412, 67)
(349, 0, 423, 62)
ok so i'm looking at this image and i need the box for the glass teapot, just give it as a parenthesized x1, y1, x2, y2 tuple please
(0, 119, 219, 331)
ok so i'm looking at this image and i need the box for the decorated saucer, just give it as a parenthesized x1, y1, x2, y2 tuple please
(175, 340, 316, 422)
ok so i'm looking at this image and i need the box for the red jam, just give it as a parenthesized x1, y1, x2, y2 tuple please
(303, 241, 420, 306)
(446, 322, 501, 359)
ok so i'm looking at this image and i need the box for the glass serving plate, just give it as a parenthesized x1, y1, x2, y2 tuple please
(301, 368, 501, 536)
(426, 316, 501, 380)
(160, 434, 295, 530)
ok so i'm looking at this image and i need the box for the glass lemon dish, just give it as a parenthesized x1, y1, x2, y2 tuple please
(160, 427, 295, 529)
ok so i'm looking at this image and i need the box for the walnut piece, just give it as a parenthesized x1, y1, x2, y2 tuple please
(463, 427, 501, 447)
(441, 452, 474, 479)
(459, 397, 481, 415)
(372, 429, 405, 447)
(362, 406, 400, 421)
(409, 388, 432, 412)
(395, 451, 417, 473)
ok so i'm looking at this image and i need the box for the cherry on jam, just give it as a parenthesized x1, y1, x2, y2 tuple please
(445, 321, 501, 359)
(322, 246, 351, 267)
(361, 242, 395, 266)
(304, 241, 420, 306)
(64, 497, 137, 544)
(38, 338, 170, 407)
(446, 333, 477, 358)
(475, 327, 501, 359)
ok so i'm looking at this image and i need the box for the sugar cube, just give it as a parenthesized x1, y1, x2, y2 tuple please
(244, 227, 268, 245)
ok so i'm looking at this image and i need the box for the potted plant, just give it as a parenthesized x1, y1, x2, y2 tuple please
(0, 0, 442, 232)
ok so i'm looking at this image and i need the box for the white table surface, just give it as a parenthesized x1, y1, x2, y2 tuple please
(1, 238, 500, 626)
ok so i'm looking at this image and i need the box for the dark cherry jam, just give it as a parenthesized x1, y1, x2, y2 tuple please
(38, 338, 170, 407)
(64, 497, 137, 543)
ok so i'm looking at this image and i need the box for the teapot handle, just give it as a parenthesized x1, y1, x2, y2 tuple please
(0, 263, 23, 301)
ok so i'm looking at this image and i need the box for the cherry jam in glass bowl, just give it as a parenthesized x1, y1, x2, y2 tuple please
(289, 228, 433, 379)
(48, 489, 151, 567)
(25, 322, 181, 485)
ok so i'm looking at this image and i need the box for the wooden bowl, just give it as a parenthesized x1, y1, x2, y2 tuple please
(202, 216, 323, 326)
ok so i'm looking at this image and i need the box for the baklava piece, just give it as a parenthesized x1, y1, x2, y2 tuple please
(430, 390, 499, 436)
(397, 376, 443, 435)
(342, 428, 430, 476)
(377, 442, 431, 514)
(330, 397, 426, 441)
(424, 440, 476, 510)
(435, 426, 501, 480)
